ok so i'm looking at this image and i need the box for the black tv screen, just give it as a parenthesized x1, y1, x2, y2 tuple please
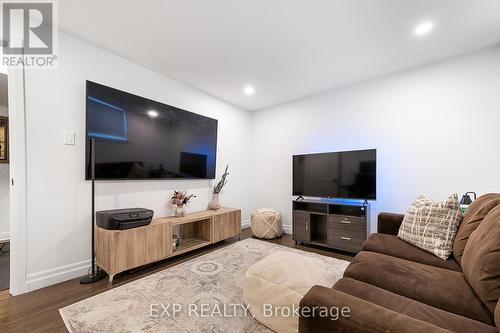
(85, 81, 218, 180)
(293, 149, 376, 200)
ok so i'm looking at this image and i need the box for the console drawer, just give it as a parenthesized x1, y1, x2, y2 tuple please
(328, 215, 365, 229)
(327, 221, 366, 253)
(327, 232, 364, 252)
(330, 221, 366, 235)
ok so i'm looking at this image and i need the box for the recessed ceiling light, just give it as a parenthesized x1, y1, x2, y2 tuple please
(147, 110, 159, 118)
(243, 86, 255, 96)
(414, 21, 434, 36)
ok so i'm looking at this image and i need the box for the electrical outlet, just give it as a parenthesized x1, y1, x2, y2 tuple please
(64, 131, 75, 145)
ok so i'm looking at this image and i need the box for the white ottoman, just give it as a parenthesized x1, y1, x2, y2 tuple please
(243, 251, 336, 333)
(251, 208, 283, 239)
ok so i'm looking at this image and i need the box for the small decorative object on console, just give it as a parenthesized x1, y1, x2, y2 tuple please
(172, 234, 180, 251)
(170, 191, 196, 217)
(175, 206, 185, 217)
(460, 191, 477, 214)
(210, 164, 229, 210)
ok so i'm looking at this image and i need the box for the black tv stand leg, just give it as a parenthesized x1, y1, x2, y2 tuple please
(296, 196, 304, 201)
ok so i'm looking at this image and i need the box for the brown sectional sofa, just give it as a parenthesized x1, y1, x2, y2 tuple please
(299, 194, 500, 333)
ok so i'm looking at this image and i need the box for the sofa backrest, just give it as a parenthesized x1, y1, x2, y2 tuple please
(462, 204, 500, 314)
(453, 193, 500, 265)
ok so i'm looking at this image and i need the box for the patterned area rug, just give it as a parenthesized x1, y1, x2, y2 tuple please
(60, 239, 349, 332)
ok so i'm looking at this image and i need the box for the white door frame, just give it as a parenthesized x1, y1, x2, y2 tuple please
(7, 61, 28, 296)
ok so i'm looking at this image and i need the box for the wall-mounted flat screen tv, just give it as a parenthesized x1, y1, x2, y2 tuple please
(293, 149, 376, 200)
(85, 81, 218, 180)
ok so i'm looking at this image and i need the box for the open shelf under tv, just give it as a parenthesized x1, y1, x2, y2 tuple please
(309, 213, 328, 243)
(293, 201, 328, 214)
(172, 218, 212, 255)
(174, 238, 212, 256)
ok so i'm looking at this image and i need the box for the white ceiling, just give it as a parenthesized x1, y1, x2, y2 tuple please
(59, 0, 500, 110)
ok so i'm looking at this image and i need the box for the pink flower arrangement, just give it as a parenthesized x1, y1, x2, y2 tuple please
(170, 191, 196, 207)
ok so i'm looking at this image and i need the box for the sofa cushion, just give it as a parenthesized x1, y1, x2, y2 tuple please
(334, 277, 497, 333)
(300, 285, 451, 333)
(362, 233, 462, 271)
(398, 194, 463, 260)
(344, 251, 493, 324)
(453, 193, 500, 265)
(462, 205, 500, 315)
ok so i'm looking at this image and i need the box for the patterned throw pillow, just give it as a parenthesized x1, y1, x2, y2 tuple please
(398, 194, 463, 260)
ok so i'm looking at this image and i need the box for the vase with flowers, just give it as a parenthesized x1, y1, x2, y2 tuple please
(170, 190, 196, 217)
(210, 164, 229, 210)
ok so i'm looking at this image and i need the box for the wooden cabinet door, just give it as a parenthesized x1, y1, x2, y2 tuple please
(293, 211, 310, 243)
(212, 210, 241, 243)
(112, 223, 170, 274)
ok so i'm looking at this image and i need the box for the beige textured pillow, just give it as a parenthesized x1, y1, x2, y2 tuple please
(398, 194, 463, 260)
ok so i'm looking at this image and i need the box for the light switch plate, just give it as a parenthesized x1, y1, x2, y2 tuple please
(64, 131, 75, 145)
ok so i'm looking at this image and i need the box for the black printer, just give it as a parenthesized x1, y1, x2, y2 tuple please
(96, 208, 154, 230)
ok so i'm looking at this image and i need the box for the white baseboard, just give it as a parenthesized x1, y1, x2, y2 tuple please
(26, 259, 91, 292)
(25, 221, 292, 292)
(241, 220, 292, 235)
(241, 219, 251, 229)
(0, 231, 10, 242)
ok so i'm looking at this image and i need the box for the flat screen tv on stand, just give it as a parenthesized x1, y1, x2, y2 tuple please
(293, 149, 376, 201)
(291, 149, 376, 253)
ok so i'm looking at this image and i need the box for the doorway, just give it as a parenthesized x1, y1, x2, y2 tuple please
(0, 72, 10, 291)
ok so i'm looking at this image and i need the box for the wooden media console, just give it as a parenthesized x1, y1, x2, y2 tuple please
(96, 207, 241, 285)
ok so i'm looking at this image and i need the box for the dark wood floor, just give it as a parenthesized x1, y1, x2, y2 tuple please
(0, 228, 353, 333)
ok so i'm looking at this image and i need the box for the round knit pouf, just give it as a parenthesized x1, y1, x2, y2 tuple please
(251, 209, 283, 239)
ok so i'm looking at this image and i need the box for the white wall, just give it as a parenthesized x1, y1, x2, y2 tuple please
(251, 46, 500, 234)
(23, 32, 253, 291)
(18, 34, 500, 292)
(0, 105, 9, 240)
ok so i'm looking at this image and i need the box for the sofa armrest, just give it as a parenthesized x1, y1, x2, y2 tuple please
(377, 212, 405, 235)
(299, 286, 449, 333)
